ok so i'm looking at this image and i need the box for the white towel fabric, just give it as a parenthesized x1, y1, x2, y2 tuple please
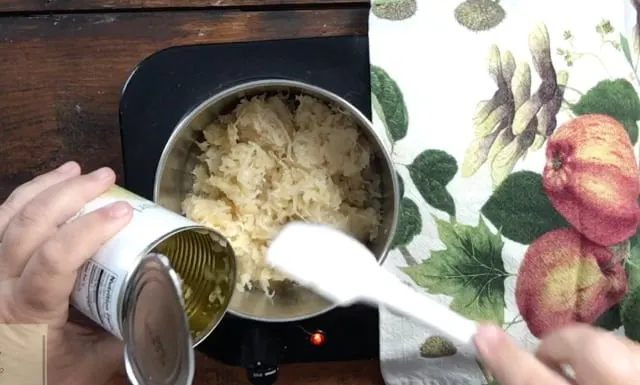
(370, 1, 640, 384)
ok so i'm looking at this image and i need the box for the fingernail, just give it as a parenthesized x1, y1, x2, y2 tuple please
(91, 167, 113, 180)
(107, 202, 131, 218)
(474, 324, 504, 357)
(57, 161, 78, 174)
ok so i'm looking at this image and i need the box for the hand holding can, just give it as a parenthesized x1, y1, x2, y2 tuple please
(0, 163, 237, 385)
(69, 185, 237, 385)
(0, 163, 133, 385)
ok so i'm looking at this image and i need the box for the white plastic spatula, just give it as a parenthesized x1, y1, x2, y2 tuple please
(267, 222, 479, 349)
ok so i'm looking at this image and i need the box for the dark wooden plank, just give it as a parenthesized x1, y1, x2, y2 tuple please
(0, 8, 368, 200)
(106, 353, 384, 385)
(0, 0, 368, 13)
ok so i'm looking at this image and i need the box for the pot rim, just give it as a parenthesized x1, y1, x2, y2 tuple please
(154, 78, 400, 322)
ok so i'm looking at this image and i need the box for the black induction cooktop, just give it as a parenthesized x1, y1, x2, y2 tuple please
(118, 35, 377, 383)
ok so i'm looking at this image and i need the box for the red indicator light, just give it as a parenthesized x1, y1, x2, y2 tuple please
(310, 331, 326, 346)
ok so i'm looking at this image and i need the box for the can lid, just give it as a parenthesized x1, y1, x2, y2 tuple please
(122, 252, 194, 385)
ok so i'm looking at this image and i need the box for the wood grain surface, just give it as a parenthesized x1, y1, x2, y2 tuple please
(0, 0, 368, 13)
(0, 7, 368, 200)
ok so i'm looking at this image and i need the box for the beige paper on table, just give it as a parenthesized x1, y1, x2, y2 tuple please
(0, 324, 47, 385)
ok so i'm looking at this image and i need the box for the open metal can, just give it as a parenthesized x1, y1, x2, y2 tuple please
(69, 185, 236, 385)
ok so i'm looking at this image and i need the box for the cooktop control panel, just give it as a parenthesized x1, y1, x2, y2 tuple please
(204, 306, 379, 384)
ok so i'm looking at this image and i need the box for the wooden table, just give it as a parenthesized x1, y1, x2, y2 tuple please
(0, 1, 383, 384)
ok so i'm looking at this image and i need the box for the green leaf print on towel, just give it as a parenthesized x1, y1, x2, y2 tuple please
(392, 197, 422, 250)
(462, 23, 568, 188)
(454, 0, 505, 32)
(621, 286, 640, 342)
(557, 22, 640, 145)
(419, 336, 457, 358)
(391, 174, 424, 252)
(408, 150, 457, 217)
(372, 0, 417, 21)
(481, 171, 570, 245)
(371, 65, 409, 143)
(593, 306, 622, 331)
(619, 33, 634, 69)
(570, 79, 640, 144)
(622, 231, 640, 341)
(402, 217, 508, 324)
(626, 232, 640, 290)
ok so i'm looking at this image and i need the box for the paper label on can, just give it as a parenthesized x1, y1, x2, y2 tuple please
(73, 260, 124, 337)
(71, 186, 156, 220)
(70, 185, 198, 340)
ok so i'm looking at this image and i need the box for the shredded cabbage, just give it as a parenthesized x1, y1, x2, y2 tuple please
(182, 94, 382, 294)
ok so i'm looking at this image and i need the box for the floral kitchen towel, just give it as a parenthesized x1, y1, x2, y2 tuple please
(369, 1, 640, 384)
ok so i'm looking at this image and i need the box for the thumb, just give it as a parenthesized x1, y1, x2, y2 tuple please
(473, 324, 567, 385)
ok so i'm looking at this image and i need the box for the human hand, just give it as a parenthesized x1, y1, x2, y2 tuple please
(0, 162, 133, 385)
(474, 323, 640, 385)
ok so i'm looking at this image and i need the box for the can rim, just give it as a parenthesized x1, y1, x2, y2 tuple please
(115, 224, 236, 348)
(146, 225, 236, 346)
(122, 252, 195, 385)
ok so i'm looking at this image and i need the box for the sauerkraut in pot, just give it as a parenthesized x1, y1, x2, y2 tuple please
(182, 93, 382, 295)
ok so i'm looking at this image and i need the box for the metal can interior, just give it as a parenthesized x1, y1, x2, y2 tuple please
(151, 226, 236, 346)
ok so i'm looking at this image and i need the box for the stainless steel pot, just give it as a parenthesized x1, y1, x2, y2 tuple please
(154, 79, 399, 322)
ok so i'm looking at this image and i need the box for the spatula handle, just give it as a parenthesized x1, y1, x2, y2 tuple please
(369, 269, 479, 349)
